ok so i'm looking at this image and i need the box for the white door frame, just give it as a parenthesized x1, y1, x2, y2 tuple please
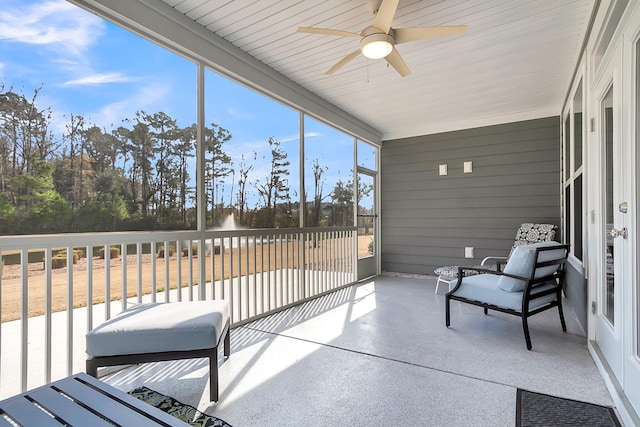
(621, 5, 640, 414)
(589, 40, 625, 379)
(586, 3, 640, 424)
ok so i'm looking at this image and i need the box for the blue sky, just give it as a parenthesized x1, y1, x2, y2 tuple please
(0, 0, 369, 209)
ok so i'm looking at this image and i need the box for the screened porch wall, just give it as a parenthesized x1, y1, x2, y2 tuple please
(380, 116, 561, 275)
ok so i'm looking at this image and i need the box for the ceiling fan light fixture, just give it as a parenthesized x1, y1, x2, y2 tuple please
(360, 33, 394, 59)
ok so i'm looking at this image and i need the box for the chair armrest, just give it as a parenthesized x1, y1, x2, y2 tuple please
(481, 256, 508, 265)
(448, 266, 528, 294)
(457, 266, 500, 276)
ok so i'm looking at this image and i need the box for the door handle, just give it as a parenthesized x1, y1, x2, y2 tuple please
(610, 227, 628, 239)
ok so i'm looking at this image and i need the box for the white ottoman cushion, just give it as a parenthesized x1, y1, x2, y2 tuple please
(86, 301, 229, 357)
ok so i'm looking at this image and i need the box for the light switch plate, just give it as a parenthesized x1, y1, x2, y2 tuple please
(464, 161, 473, 173)
(465, 247, 474, 258)
(439, 164, 448, 176)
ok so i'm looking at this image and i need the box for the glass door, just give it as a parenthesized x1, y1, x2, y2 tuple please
(624, 32, 640, 416)
(594, 47, 625, 381)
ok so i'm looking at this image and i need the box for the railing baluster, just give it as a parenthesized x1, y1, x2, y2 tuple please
(267, 235, 271, 312)
(44, 248, 52, 383)
(86, 245, 93, 333)
(188, 241, 194, 301)
(105, 244, 111, 321)
(151, 242, 157, 303)
(20, 248, 28, 392)
(252, 235, 257, 316)
(137, 242, 142, 304)
(164, 240, 170, 303)
(121, 244, 127, 313)
(198, 238, 206, 301)
(220, 236, 226, 301)
(176, 240, 182, 302)
(229, 236, 234, 323)
(210, 237, 216, 300)
(287, 234, 291, 303)
(66, 247, 74, 376)
(245, 236, 250, 318)
(237, 236, 242, 321)
(260, 235, 265, 314)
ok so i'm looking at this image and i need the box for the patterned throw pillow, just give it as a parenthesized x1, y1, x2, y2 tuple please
(128, 386, 233, 427)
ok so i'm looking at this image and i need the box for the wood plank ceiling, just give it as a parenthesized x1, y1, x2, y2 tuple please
(161, 0, 594, 140)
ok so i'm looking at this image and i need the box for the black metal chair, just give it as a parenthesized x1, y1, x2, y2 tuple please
(445, 243, 570, 350)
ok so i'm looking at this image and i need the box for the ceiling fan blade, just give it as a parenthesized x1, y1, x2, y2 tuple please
(372, 0, 399, 34)
(297, 27, 360, 38)
(394, 26, 467, 44)
(326, 49, 361, 75)
(385, 48, 411, 77)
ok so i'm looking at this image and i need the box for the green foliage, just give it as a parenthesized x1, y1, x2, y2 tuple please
(329, 179, 354, 226)
(0, 85, 357, 236)
(254, 137, 290, 228)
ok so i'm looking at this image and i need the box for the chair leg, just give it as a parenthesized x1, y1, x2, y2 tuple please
(209, 349, 219, 402)
(224, 326, 231, 357)
(522, 316, 532, 351)
(445, 295, 451, 327)
(86, 359, 98, 377)
(557, 300, 567, 332)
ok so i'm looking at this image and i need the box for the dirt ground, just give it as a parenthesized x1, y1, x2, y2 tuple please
(1, 236, 373, 322)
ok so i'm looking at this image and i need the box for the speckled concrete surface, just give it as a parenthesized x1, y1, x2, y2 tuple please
(104, 275, 614, 426)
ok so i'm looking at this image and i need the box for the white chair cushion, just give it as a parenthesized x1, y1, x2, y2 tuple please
(86, 301, 229, 357)
(498, 242, 565, 292)
(453, 274, 557, 311)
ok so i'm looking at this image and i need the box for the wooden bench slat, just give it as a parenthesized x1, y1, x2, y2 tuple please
(29, 386, 114, 427)
(0, 396, 63, 427)
(55, 376, 188, 426)
(0, 414, 16, 427)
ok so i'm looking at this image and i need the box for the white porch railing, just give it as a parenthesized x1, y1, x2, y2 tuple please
(0, 226, 357, 397)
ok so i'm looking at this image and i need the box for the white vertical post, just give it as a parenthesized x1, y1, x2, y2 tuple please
(121, 243, 127, 313)
(44, 248, 52, 383)
(137, 242, 143, 304)
(245, 236, 250, 316)
(66, 247, 73, 375)
(105, 244, 111, 320)
(151, 241, 157, 302)
(86, 245, 93, 332)
(176, 240, 182, 302)
(20, 248, 28, 392)
(197, 63, 207, 300)
(164, 240, 170, 303)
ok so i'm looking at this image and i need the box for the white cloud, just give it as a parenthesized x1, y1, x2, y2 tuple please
(62, 72, 134, 87)
(227, 107, 253, 119)
(0, 0, 104, 55)
(60, 81, 172, 131)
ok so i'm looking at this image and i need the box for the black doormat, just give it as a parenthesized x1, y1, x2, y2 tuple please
(516, 389, 621, 427)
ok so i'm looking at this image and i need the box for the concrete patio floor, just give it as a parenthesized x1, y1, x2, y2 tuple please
(104, 274, 616, 426)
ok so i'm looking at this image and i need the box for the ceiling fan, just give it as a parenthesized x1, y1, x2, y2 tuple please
(297, 0, 467, 77)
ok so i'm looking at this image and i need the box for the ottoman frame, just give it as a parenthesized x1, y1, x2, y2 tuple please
(87, 319, 230, 402)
